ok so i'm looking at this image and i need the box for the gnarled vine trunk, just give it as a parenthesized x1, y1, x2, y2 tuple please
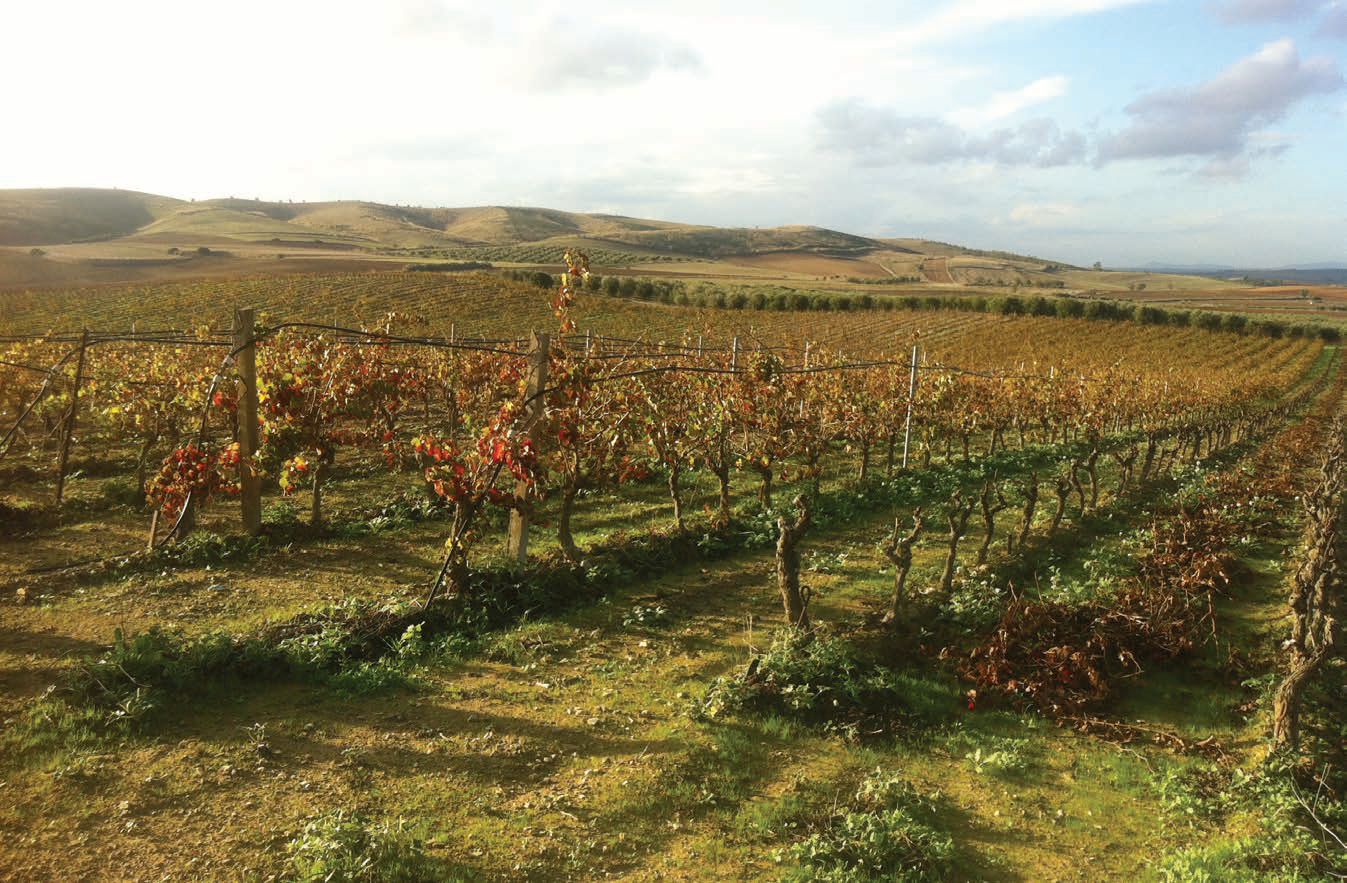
(777, 496, 812, 632)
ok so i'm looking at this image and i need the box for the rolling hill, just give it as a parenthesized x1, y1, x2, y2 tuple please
(0, 188, 182, 246)
(0, 188, 984, 261)
(4, 188, 1341, 302)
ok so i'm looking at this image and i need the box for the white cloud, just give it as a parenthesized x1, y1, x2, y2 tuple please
(1008, 202, 1082, 226)
(1097, 38, 1344, 163)
(511, 18, 704, 91)
(818, 101, 1087, 167)
(949, 76, 1070, 127)
(871, 0, 1155, 47)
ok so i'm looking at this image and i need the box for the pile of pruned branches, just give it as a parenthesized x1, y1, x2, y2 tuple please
(960, 501, 1239, 715)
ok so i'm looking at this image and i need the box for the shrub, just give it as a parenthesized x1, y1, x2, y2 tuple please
(1055, 298, 1085, 319)
(1134, 305, 1168, 325)
(1194, 311, 1224, 331)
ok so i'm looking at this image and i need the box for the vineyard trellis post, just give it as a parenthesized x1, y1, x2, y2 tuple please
(234, 307, 262, 536)
(508, 331, 550, 564)
(901, 344, 919, 469)
(54, 329, 88, 505)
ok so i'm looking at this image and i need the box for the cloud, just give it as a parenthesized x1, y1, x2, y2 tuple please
(1319, 2, 1347, 37)
(886, 0, 1155, 46)
(1196, 143, 1292, 177)
(515, 21, 703, 91)
(818, 102, 966, 164)
(949, 76, 1069, 127)
(818, 100, 1087, 167)
(1008, 202, 1082, 227)
(1097, 38, 1343, 164)
(1210, 0, 1347, 38)
(1208, 0, 1324, 22)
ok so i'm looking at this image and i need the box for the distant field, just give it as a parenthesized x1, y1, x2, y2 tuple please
(718, 252, 894, 278)
(0, 247, 399, 291)
(0, 271, 1007, 358)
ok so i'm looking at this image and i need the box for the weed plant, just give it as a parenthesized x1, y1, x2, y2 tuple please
(1150, 755, 1347, 880)
(695, 629, 956, 739)
(285, 809, 442, 883)
(777, 768, 957, 881)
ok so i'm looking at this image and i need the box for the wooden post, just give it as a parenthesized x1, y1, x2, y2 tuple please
(54, 330, 88, 505)
(901, 344, 919, 469)
(508, 332, 550, 564)
(731, 337, 739, 372)
(234, 308, 263, 536)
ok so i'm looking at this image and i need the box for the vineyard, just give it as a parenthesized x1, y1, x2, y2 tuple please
(2, 272, 1345, 881)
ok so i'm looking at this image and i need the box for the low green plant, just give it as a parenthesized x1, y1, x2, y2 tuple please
(961, 735, 1031, 777)
(327, 661, 419, 698)
(621, 603, 669, 628)
(1154, 763, 1235, 825)
(1152, 836, 1321, 882)
(75, 626, 287, 727)
(1, 695, 109, 760)
(778, 769, 956, 882)
(154, 531, 271, 567)
(389, 623, 429, 662)
(940, 575, 1009, 631)
(285, 809, 440, 882)
(1151, 758, 1347, 879)
(694, 629, 927, 738)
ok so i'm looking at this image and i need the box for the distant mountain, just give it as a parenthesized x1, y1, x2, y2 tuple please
(1276, 262, 1347, 271)
(1135, 262, 1347, 285)
(1137, 262, 1230, 273)
(1256, 268, 1347, 285)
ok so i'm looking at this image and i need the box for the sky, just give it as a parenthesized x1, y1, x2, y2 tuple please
(2, 0, 1345, 267)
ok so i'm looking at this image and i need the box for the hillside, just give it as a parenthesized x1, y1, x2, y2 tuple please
(0, 188, 991, 262)
(0, 188, 182, 246)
